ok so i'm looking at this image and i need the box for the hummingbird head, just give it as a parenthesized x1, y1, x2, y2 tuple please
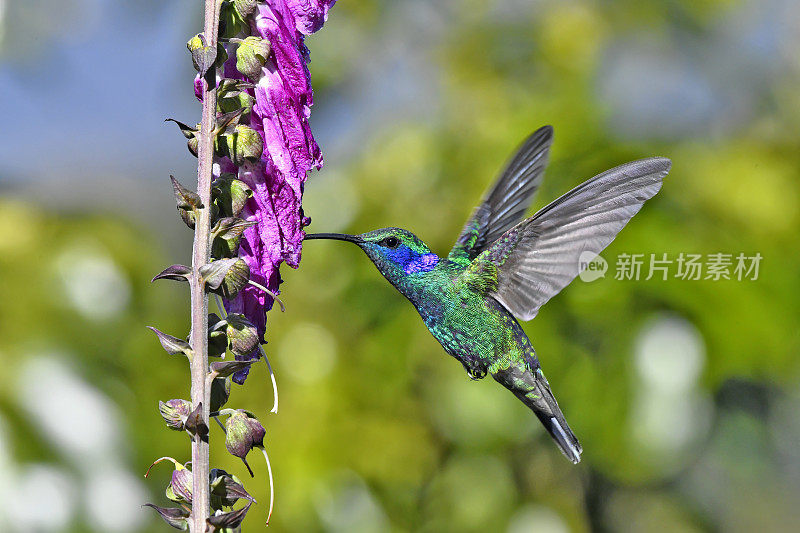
(305, 228, 440, 286)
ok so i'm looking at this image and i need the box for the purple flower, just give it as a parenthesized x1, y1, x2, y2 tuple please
(213, 0, 336, 382)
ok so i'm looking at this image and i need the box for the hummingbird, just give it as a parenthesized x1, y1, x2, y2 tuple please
(305, 125, 671, 463)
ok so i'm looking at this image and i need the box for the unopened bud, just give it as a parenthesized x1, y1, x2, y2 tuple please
(234, 0, 259, 18)
(212, 217, 256, 258)
(224, 124, 263, 166)
(224, 314, 259, 356)
(219, 91, 255, 117)
(158, 399, 192, 431)
(170, 465, 193, 504)
(235, 36, 271, 80)
(212, 175, 253, 218)
(145, 457, 193, 505)
(225, 410, 265, 462)
(187, 33, 226, 77)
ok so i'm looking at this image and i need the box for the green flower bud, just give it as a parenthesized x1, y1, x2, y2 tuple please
(225, 410, 265, 464)
(187, 33, 226, 77)
(145, 457, 193, 505)
(234, 0, 259, 18)
(220, 258, 250, 299)
(235, 36, 272, 80)
(170, 464, 193, 504)
(170, 176, 202, 229)
(158, 399, 192, 431)
(187, 33, 204, 54)
(224, 314, 259, 356)
(213, 175, 253, 218)
(212, 217, 255, 258)
(224, 124, 263, 166)
(218, 79, 256, 117)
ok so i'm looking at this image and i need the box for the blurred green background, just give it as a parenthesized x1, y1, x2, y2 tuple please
(1, 0, 799, 531)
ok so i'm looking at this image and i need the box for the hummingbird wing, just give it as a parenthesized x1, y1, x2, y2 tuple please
(477, 157, 671, 321)
(448, 126, 553, 262)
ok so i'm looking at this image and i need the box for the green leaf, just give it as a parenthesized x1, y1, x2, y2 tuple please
(147, 327, 193, 357)
(216, 108, 246, 135)
(170, 176, 202, 210)
(210, 470, 255, 510)
(208, 313, 228, 358)
(210, 360, 252, 378)
(184, 402, 209, 439)
(152, 264, 192, 283)
(200, 258, 250, 299)
(219, 1, 246, 40)
(209, 376, 232, 412)
(207, 503, 252, 529)
(170, 176, 202, 229)
(144, 504, 189, 530)
(165, 119, 200, 157)
(199, 258, 240, 290)
(187, 33, 217, 77)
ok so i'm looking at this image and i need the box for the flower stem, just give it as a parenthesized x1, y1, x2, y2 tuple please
(189, 1, 222, 531)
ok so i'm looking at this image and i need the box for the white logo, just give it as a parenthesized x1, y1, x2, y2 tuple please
(578, 251, 607, 282)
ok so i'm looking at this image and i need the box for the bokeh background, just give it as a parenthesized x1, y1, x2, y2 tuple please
(1, 0, 799, 531)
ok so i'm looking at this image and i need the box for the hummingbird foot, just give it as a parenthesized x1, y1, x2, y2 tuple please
(461, 360, 488, 380)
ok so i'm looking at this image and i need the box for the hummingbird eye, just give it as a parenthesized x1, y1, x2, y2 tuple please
(379, 236, 401, 248)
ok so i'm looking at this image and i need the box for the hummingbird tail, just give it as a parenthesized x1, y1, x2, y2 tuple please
(526, 380, 583, 464)
(502, 367, 583, 464)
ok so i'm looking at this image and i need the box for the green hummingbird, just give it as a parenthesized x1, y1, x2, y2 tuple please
(305, 125, 671, 463)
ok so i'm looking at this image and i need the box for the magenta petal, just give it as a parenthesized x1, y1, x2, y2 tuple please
(216, 1, 333, 382)
(286, 0, 337, 34)
(194, 75, 204, 101)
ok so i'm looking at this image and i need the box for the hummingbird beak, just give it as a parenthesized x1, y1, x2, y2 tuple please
(304, 232, 363, 245)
